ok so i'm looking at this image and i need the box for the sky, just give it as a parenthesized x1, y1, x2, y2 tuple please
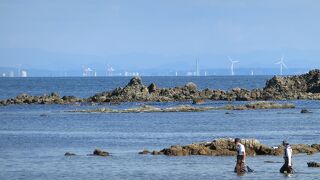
(0, 0, 320, 75)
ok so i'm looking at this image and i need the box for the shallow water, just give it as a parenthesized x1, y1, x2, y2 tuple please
(0, 77, 320, 179)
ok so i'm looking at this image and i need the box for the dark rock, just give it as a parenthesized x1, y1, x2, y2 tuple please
(138, 149, 150, 154)
(93, 149, 109, 156)
(307, 161, 320, 167)
(128, 76, 142, 86)
(64, 152, 76, 156)
(301, 108, 312, 113)
(148, 83, 157, 93)
(51, 92, 60, 98)
(151, 151, 163, 155)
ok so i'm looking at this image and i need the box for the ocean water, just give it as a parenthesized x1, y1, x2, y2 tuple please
(0, 76, 320, 180)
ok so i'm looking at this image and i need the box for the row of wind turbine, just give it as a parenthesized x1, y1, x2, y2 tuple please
(228, 55, 288, 76)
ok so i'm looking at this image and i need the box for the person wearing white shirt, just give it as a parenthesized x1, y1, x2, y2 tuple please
(234, 138, 246, 174)
(280, 140, 294, 174)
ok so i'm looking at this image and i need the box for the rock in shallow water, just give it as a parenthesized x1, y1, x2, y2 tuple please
(307, 161, 320, 167)
(301, 108, 312, 113)
(138, 149, 150, 155)
(93, 149, 109, 156)
(64, 152, 76, 156)
(70, 102, 295, 114)
(151, 138, 320, 156)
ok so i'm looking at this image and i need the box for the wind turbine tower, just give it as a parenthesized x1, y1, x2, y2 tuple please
(228, 56, 239, 76)
(275, 55, 287, 75)
(195, 57, 200, 76)
(17, 64, 22, 77)
(106, 64, 115, 76)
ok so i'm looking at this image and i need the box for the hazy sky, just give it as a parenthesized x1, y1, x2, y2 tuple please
(1, 0, 320, 71)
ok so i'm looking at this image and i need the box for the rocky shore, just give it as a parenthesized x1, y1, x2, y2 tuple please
(0, 92, 84, 106)
(1, 69, 320, 106)
(148, 138, 320, 156)
(70, 101, 294, 113)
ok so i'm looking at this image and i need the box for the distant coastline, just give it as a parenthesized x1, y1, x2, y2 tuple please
(1, 69, 320, 106)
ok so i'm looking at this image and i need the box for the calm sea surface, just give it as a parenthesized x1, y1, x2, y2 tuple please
(0, 76, 320, 180)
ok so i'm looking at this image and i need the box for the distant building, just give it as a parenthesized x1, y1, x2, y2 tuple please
(21, 70, 28, 77)
(2, 73, 6, 77)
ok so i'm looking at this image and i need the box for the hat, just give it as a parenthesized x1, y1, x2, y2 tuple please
(282, 140, 289, 145)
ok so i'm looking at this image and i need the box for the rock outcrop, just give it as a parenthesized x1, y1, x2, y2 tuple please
(1, 69, 320, 106)
(64, 152, 76, 156)
(301, 108, 312, 113)
(307, 161, 320, 167)
(70, 102, 295, 113)
(263, 69, 320, 100)
(151, 138, 320, 156)
(92, 149, 109, 156)
(0, 92, 84, 106)
(138, 149, 150, 155)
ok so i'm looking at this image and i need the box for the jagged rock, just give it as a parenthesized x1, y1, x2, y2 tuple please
(301, 108, 312, 113)
(152, 138, 320, 157)
(263, 69, 320, 100)
(64, 152, 76, 156)
(51, 92, 60, 98)
(185, 82, 197, 92)
(307, 161, 320, 167)
(148, 83, 157, 93)
(128, 76, 142, 86)
(93, 149, 109, 156)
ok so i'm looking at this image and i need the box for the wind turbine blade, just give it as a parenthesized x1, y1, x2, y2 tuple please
(282, 62, 288, 69)
(228, 56, 233, 62)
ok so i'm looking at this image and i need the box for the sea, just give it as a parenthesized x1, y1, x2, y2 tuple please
(0, 76, 320, 180)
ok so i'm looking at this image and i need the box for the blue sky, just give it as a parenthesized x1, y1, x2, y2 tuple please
(0, 0, 320, 72)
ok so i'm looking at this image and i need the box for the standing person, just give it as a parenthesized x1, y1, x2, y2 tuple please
(280, 140, 294, 174)
(234, 138, 246, 174)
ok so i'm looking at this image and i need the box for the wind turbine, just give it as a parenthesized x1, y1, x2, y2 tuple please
(275, 55, 287, 75)
(228, 56, 239, 76)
